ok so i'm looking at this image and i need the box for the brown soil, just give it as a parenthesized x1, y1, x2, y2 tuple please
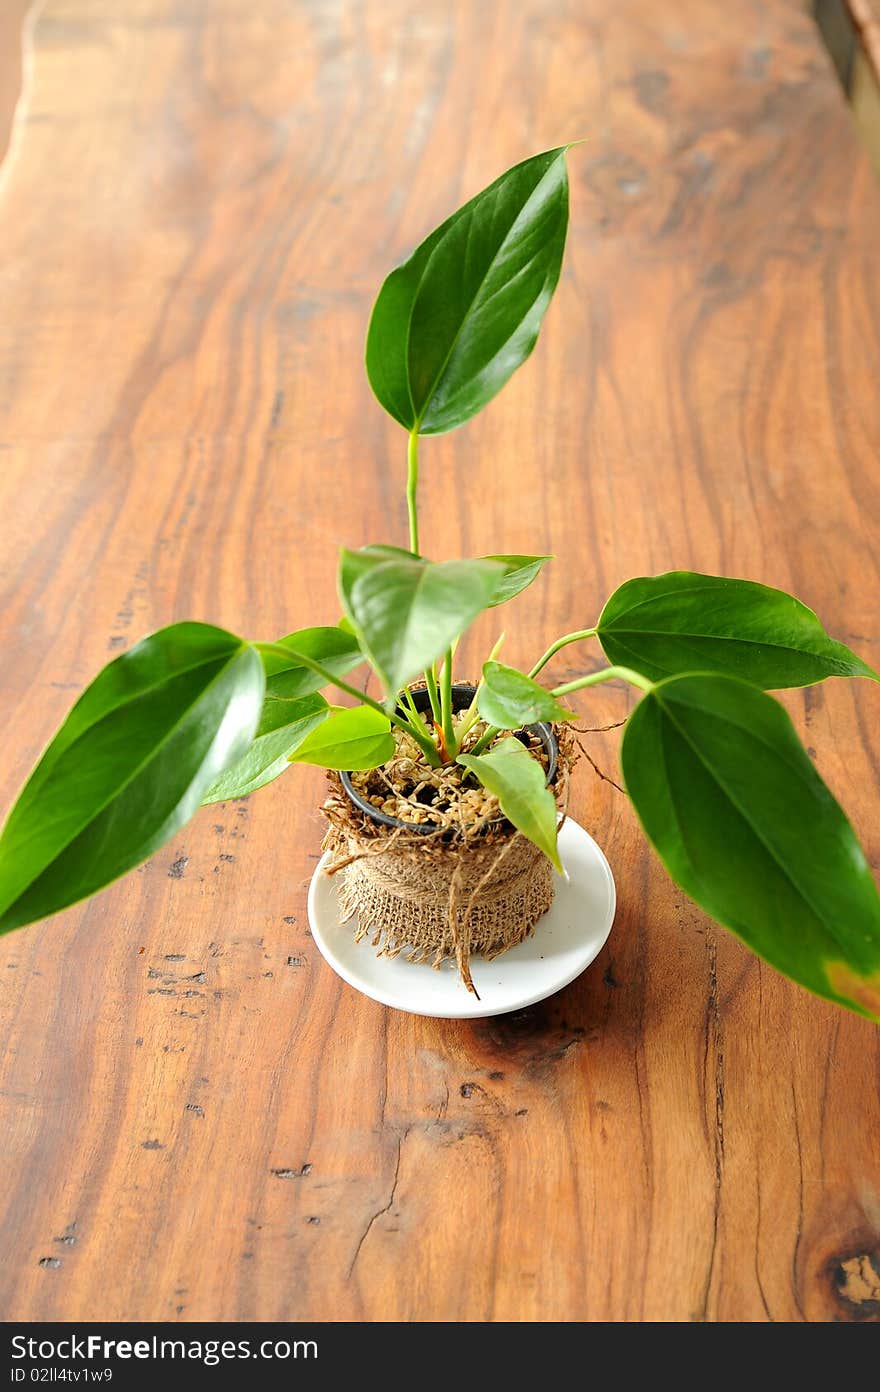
(347, 712, 550, 833)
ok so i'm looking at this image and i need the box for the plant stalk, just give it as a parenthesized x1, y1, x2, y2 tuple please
(401, 684, 423, 727)
(254, 641, 442, 765)
(467, 723, 500, 758)
(457, 632, 505, 742)
(439, 648, 456, 760)
(551, 665, 653, 697)
(425, 662, 442, 724)
(529, 627, 597, 679)
(468, 664, 652, 758)
(407, 428, 420, 555)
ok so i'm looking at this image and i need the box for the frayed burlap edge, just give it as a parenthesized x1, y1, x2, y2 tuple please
(320, 726, 577, 996)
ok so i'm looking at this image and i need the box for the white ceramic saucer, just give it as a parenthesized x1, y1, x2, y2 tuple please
(307, 819, 615, 1019)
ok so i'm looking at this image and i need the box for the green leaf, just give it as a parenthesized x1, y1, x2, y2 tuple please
(457, 737, 561, 872)
(288, 704, 395, 771)
(341, 549, 547, 623)
(340, 551, 504, 698)
(338, 546, 420, 629)
(202, 692, 328, 802)
(622, 674, 880, 1021)
(261, 625, 363, 699)
(484, 554, 551, 607)
(598, 571, 876, 689)
(477, 661, 573, 728)
(0, 623, 265, 934)
(203, 625, 362, 800)
(366, 148, 571, 435)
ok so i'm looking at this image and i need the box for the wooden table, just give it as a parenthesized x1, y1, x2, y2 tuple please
(1, 0, 879, 1324)
(847, 0, 880, 73)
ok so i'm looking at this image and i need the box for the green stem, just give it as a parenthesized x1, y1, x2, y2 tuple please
(551, 665, 653, 697)
(467, 724, 498, 758)
(407, 428, 420, 555)
(401, 685, 423, 728)
(425, 662, 442, 724)
(398, 688, 441, 763)
(529, 627, 597, 679)
(457, 632, 505, 742)
(469, 664, 652, 759)
(255, 641, 441, 765)
(440, 648, 456, 757)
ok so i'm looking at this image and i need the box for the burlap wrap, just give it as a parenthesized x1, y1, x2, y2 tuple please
(321, 727, 574, 995)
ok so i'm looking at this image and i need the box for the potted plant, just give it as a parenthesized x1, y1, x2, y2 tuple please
(1, 147, 878, 1021)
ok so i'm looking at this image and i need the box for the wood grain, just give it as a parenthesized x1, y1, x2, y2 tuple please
(848, 0, 880, 74)
(1, 0, 879, 1323)
(0, 0, 34, 170)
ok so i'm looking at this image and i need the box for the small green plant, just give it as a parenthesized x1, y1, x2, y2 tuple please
(2, 148, 879, 1020)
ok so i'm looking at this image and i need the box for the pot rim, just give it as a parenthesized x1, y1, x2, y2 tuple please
(339, 682, 559, 836)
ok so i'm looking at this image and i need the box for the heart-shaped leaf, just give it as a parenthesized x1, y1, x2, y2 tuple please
(477, 661, 573, 728)
(338, 545, 420, 624)
(262, 625, 363, 699)
(484, 554, 551, 607)
(366, 148, 571, 435)
(341, 549, 547, 621)
(288, 704, 395, 771)
(0, 623, 265, 934)
(622, 674, 880, 1020)
(458, 737, 561, 872)
(598, 572, 876, 688)
(340, 551, 504, 698)
(202, 692, 329, 802)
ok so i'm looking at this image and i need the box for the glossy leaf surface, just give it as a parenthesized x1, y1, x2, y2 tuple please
(484, 554, 551, 607)
(366, 148, 570, 435)
(340, 551, 503, 698)
(477, 661, 572, 728)
(288, 704, 395, 771)
(262, 625, 363, 699)
(622, 674, 880, 1020)
(458, 737, 561, 872)
(0, 624, 265, 933)
(202, 692, 328, 802)
(598, 571, 876, 688)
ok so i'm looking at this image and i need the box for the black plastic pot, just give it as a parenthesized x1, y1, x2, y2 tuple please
(339, 682, 559, 835)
